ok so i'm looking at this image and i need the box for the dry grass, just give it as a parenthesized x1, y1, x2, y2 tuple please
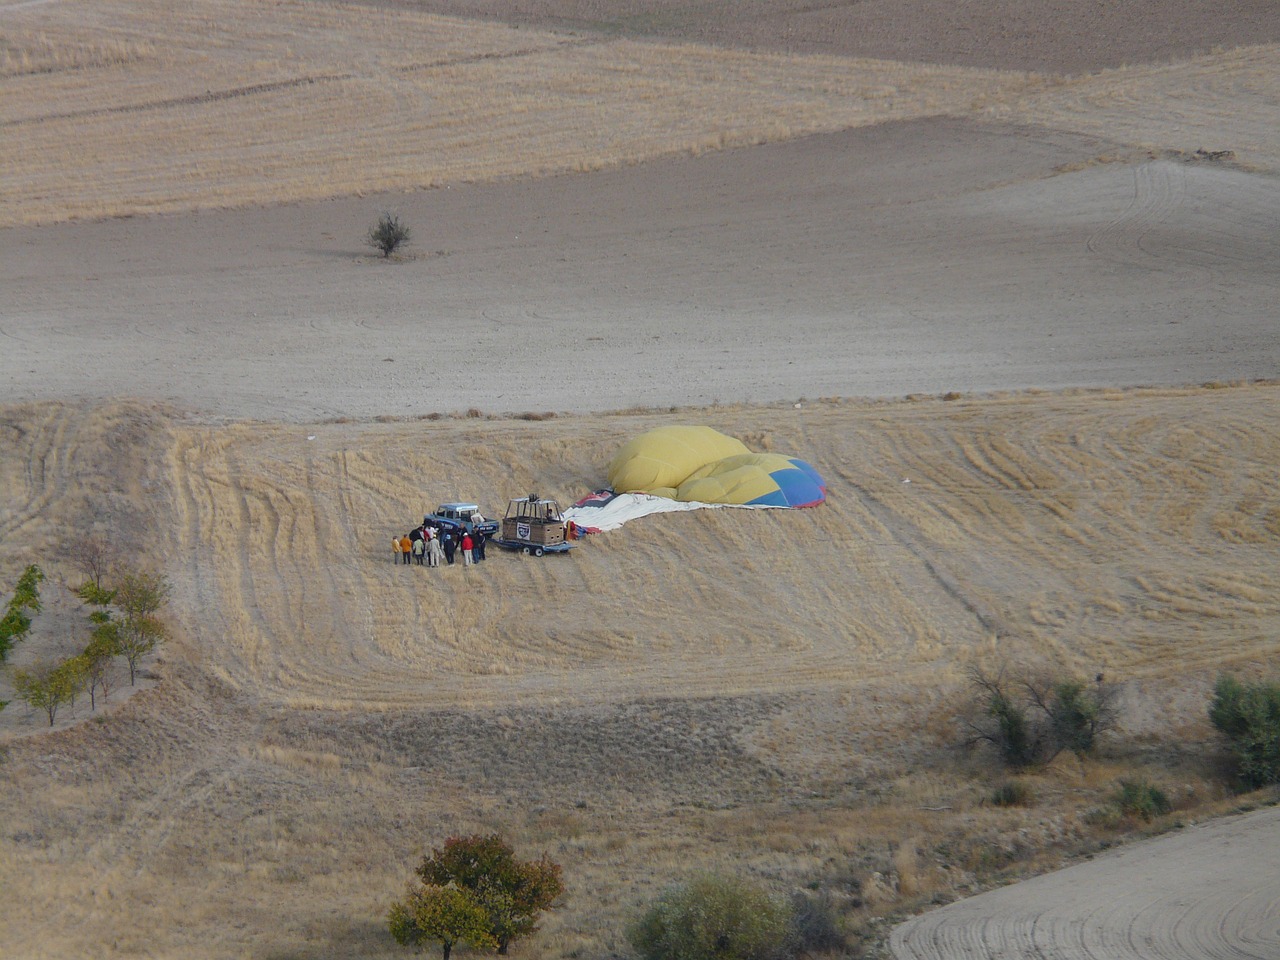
(0, 0, 1030, 227)
(6, 0, 1274, 229)
(1, 385, 1278, 957)
(987, 44, 1280, 171)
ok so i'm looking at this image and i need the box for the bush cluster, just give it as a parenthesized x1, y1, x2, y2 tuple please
(628, 874, 793, 960)
(1113, 779, 1172, 821)
(990, 779, 1035, 808)
(1210, 673, 1280, 788)
(966, 668, 1117, 768)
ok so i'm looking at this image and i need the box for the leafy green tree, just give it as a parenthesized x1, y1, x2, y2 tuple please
(113, 570, 171, 684)
(367, 211, 411, 258)
(116, 616, 166, 686)
(415, 834, 564, 954)
(115, 570, 170, 621)
(389, 883, 497, 960)
(11, 657, 87, 726)
(628, 874, 792, 960)
(1210, 673, 1280, 788)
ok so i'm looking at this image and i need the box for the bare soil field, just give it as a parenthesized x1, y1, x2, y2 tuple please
(403, 0, 1280, 73)
(2, 0, 1279, 958)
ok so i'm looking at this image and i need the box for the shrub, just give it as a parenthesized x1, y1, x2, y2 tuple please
(990, 780, 1035, 807)
(367, 211, 411, 258)
(77, 580, 117, 606)
(628, 874, 792, 960)
(1046, 679, 1108, 756)
(965, 667, 1117, 768)
(1113, 779, 1171, 821)
(788, 889, 846, 955)
(1209, 673, 1280, 788)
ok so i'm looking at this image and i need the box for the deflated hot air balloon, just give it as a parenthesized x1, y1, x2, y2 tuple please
(607, 425, 751, 496)
(606, 426, 825, 507)
(677, 453, 825, 507)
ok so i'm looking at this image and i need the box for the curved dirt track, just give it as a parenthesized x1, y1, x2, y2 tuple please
(892, 804, 1280, 960)
(162, 386, 1280, 711)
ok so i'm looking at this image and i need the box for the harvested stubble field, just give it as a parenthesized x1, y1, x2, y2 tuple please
(2, 387, 1279, 958)
(4, 0, 1280, 227)
(3, 0, 1280, 957)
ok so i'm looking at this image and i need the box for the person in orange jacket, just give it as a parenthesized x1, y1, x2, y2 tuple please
(398, 533, 413, 565)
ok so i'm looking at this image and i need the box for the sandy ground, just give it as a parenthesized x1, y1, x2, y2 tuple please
(891, 804, 1280, 960)
(2, 1, 1280, 958)
(4, 119, 1278, 422)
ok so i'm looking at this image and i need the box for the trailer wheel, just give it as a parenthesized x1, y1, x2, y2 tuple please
(522, 546, 532, 555)
(534, 546, 545, 557)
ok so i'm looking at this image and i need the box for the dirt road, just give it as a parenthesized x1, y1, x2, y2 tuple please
(892, 804, 1280, 960)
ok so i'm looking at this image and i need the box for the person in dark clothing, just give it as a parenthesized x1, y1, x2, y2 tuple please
(473, 529, 486, 563)
(441, 530, 456, 565)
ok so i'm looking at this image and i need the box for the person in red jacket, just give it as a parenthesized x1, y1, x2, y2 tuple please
(461, 531, 474, 566)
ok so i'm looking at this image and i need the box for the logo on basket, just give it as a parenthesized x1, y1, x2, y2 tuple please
(517, 522, 531, 540)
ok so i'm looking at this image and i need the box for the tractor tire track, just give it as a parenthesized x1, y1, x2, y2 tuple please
(1085, 160, 1211, 287)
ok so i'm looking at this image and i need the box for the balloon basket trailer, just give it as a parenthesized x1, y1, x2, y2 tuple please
(491, 495, 578, 557)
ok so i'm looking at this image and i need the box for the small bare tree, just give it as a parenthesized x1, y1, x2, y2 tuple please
(367, 211, 412, 258)
(73, 534, 117, 590)
(83, 626, 121, 709)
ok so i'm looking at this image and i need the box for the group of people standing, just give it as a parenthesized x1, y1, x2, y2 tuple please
(393, 524, 486, 567)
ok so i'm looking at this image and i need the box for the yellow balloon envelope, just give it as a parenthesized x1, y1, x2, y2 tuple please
(607, 426, 750, 493)
(607, 427, 826, 507)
